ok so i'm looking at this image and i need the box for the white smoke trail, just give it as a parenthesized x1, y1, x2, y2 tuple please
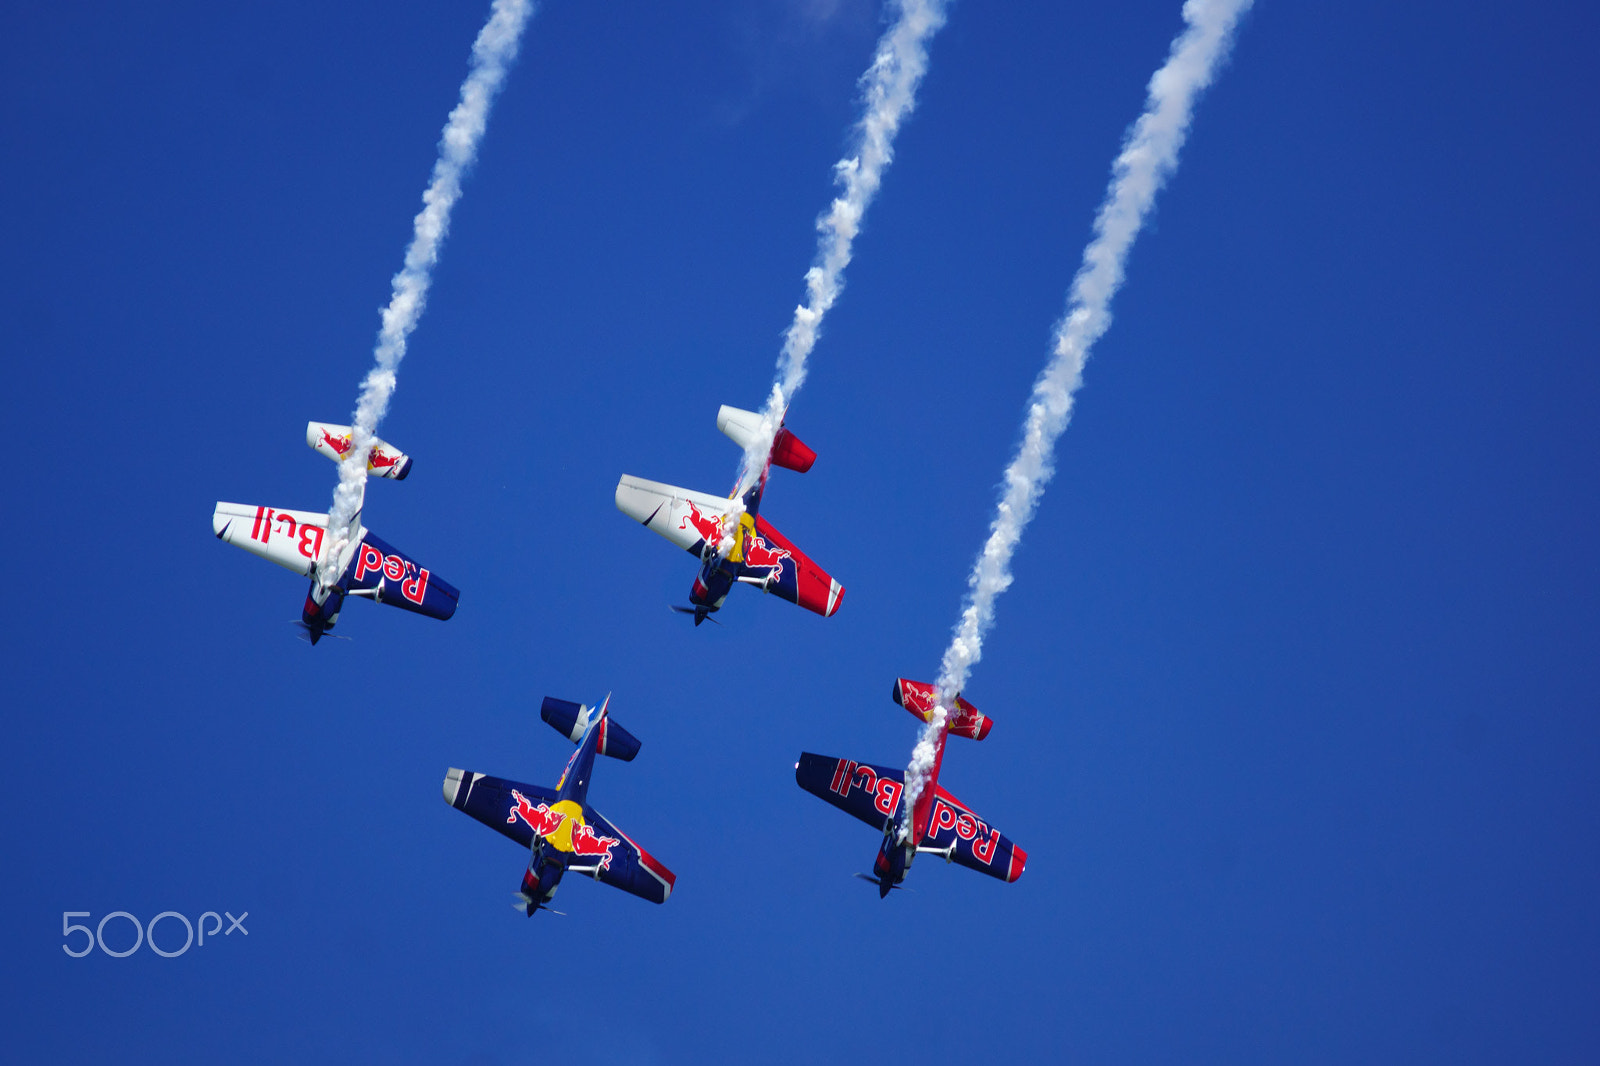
(319, 0, 536, 584)
(725, 0, 949, 530)
(902, 0, 1254, 823)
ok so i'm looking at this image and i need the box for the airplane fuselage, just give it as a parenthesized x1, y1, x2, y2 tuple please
(689, 554, 737, 615)
(300, 580, 345, 644)
(517, 707, 605, 915)
(873, 815, 914, 897)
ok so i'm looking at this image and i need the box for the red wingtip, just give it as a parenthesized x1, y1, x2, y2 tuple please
(1007, 845, 1028, 882)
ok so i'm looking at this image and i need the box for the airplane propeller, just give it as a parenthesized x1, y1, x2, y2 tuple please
(289, 621, 350, 642)
(669, 605, 722, 626)
(852, 872, 910, 892)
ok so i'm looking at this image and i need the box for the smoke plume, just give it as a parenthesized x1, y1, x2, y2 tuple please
(903, 0, 1255, 821)
(727, 0, 950, 527)
(319, 0, 536, 584)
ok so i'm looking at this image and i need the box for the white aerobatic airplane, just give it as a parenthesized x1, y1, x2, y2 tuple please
(212, 422, 459, 644)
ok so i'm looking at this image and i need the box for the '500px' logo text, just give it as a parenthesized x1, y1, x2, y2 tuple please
(62, 910, 248, 958)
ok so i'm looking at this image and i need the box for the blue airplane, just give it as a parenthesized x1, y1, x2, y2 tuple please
(443, 695, 675, 915)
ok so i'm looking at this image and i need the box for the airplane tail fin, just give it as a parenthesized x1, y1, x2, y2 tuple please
(540, 697, 641, 761)
(717, 405, 816, 473)
(306, 421, 413, 480)
(892, 679, 992, 741)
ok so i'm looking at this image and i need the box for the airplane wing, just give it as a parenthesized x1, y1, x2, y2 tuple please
(795, 753, 905, 832)
(615, 475, 737, 555)
(745, 516, 844, 617)
(442, 769, 560, 849)
(213, 503, 458, 621)
(213, 503, 329, 575)
(345, 530, 460, 620)
(796, 754, 1026, 883)
(923, 784, 1027, 883)
(582, 804, 676, 904)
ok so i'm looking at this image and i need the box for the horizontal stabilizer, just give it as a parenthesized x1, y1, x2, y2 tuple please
(716, 405, 816, 473)
(307, 421, 412, 480)
(539, 697, 641, 761)
(893, 678, 992, 740)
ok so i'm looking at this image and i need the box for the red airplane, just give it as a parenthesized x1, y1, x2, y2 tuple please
(796, 679, 1026, 896)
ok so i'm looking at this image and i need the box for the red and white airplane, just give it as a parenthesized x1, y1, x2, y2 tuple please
(211, 422, 459, 643)
(615, 405, 844, 624)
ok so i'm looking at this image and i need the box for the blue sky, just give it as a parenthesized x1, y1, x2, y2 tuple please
(4, 1, 1599, 1061)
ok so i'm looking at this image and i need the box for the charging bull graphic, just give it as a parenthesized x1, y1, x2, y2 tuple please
(742, 531, 792, 579)
(679, 499, 724, 550)
(318, 427, 408, 475)
(507, 792, 621, 871)
(677, 499, 793, 585)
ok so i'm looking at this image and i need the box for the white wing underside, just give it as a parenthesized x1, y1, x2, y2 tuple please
(614, 475, 735, 553)
(212, 502, 362, 578)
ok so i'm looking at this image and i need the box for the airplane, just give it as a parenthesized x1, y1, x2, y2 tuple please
(796, 678, 1026, 897)
(443, 694, 676, 915)
(614, 405, 844, 625)
(211, 421, 459, 644)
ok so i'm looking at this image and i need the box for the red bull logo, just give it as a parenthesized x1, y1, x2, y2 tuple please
(928, 797, 1001, 864)
(353, 541, 431, 605)
(742, 531, 791, 580)
(507, 791, 620, 870)
(678, 501, 791, 581)
(321, 429, 401, 472)
(679, 499, 724, 549)
(569, 823, 619, 862)
(320, 428, 353, 456)
(508, 790, 565, 836)
(248, 506, 325, 561)
(827, 759, 904, 818)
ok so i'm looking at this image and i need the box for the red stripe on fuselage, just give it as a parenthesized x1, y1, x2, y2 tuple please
(911, 728, 948, 844)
